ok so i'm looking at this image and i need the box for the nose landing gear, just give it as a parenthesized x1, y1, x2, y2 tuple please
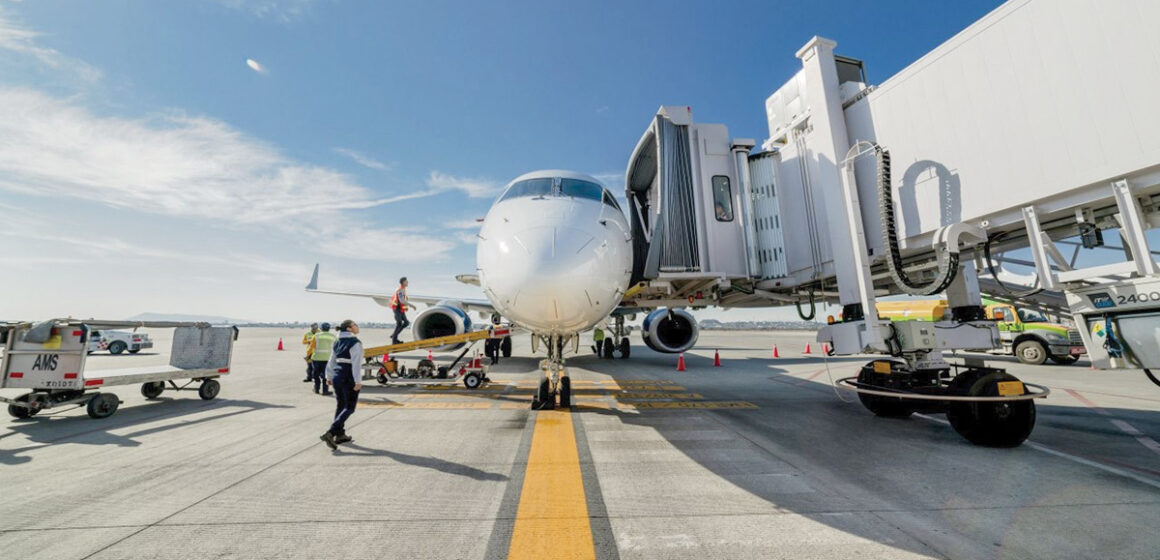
(532, 335, 573, 410)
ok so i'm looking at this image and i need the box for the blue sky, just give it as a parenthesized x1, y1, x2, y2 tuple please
(0, 0, 1007, 322)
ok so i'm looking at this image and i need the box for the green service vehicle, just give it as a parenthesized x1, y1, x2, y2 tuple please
(876, 300, 1086, 365)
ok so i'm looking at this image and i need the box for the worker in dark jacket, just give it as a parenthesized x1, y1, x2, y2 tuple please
(320, 320, 363, 450)
(390, 277, 410, 345)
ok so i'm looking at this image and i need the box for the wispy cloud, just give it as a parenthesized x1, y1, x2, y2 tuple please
(592, 172, 624, 188)
(245, 58, 268, 74)
(333, 147, 392, 171)
(213, 0, 320, 23)
(427, 171, 501, 199)
(0, 10, 101, 81)
(320, 227, 457, 262)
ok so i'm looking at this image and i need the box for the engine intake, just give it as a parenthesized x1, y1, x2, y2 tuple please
(641, 308, 698, 353)
(411, 303, 473, 351)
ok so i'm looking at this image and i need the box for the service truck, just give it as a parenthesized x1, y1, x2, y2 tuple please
(87, 329, 154, 355)
(876, 300, 1085, 365)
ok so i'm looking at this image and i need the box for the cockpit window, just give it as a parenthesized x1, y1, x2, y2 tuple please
(498, 176, 619, 209)
(498, 178, 553, 202)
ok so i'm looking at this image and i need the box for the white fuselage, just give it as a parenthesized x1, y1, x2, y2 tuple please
(476, 171, 632, 336)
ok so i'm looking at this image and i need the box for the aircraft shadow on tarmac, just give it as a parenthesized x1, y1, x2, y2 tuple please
(332, 443, 509, 482)
(0, 398, 291, 465)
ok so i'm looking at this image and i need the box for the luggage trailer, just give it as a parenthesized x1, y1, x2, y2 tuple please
(0, 319, 237, 420)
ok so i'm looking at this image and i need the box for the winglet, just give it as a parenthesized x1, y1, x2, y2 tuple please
(306, 263, 319, 291)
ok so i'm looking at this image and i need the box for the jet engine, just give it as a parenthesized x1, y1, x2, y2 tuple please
(411, 302, 473, 351)
(641, 308, 699, 353)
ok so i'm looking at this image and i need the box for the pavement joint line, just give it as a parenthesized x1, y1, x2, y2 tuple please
(483, 412, 536, 560)
(914, 413, 1160, 491)
(571, 407, 620, 560)
(1065, 389, 1160, 457)
(74, 404, 397, 560)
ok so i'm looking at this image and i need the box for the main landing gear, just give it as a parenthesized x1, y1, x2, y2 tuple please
(840, 359, 1048, 447)
(532, 335, 572, 410)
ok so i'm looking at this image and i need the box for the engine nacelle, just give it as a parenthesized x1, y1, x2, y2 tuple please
(411, 302, 473, 351)
(641, 308, 698, 353)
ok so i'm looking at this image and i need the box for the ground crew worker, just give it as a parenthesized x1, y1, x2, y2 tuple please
(301, 323, 319, 382)
(308, 322, 336, 395)
(390, 277, 410, 345)
(321, 320, 363, 450)
(593, 326, 606, 357)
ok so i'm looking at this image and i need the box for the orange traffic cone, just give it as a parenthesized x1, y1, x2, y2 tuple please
(427, 349, 434, 361)
(277, 338, 284, 351)
(823, 343, 830, 354)
(713, 349, 721, 367)
(677, 353, 687, 371)
(803, 343, 812, 355)
(772, 345, 780, 358)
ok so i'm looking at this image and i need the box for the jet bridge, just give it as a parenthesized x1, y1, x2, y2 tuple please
(626, 0, 1160, 445)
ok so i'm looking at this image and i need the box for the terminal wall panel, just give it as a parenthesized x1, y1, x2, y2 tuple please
(843, 0, 1160, 253)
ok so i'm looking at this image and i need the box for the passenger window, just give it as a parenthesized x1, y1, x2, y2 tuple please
(712, 176, 734, 221)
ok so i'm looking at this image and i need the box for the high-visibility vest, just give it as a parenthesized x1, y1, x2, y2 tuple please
(302, 331, 315, 345)
(311, 331, 337, 361)
(390, 286, 408, 312)
(593, 328, 605, 342)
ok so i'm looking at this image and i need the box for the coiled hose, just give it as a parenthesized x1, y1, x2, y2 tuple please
(877, 146, 960, 295)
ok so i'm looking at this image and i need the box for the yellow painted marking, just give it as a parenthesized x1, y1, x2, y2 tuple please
(615, 392, 703, 400)
(873, 361, 892, 374)
(508, 410, 595, 560)
(997, 381, 1025, 396)
(360, 401, 403, 408)
(631, 401, 758, 410)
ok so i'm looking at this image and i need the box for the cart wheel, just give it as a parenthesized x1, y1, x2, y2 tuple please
(198, 379, 221, 400)
(86, 393, 120, 419)
(397, 364, 408, 378)
(463, 372, 482, 389)
(377, 372, 389, 384)
(141, 382, 165, 400)
(558, 376, 572, 408)
(7, 404, 34, 419)
(437, 366, 449, 379)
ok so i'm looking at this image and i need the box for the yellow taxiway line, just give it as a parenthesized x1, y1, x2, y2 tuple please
(508, 410, 596, 560)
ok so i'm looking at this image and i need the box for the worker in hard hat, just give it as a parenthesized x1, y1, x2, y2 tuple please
(301, 323, 319, 382)
(321, 319, 363, 450)
(592, 326, 606, 357)
(307, 322, 336, 395)
(390, 277, 410, 345)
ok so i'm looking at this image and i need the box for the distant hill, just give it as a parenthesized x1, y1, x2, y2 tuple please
(126, 312, 253, 325)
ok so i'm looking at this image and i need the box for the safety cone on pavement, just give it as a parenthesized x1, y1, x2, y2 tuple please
(803, 343, 812, 355)
(714, 349, 722, 367)
(277, 338, 284, 351)
(772, 345, 780, 358)
(427, 349, 434, 361)
(823, 343, 830, 354)
(677, 353, 687, 371)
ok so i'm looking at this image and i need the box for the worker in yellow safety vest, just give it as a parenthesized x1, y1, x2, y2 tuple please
(308, 323, 337, 395)
(390, 277, 410, 345)
(593, 327, 606, 357)
(301, 323, 319, 382)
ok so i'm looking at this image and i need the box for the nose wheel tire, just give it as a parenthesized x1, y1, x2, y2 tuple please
(86, 393, 120, 419)
(501, 336, 513, 358)
(946, 371, 1036, 447)
(619, 338, 631, 359)
(532, 377, 555, 410)
(558, 377, 571, 408)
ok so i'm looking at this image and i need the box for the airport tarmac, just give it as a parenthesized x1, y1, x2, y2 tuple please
(2, 328, 1158, 559)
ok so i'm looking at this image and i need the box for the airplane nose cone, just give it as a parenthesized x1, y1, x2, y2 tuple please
(481, 224, 617, 332)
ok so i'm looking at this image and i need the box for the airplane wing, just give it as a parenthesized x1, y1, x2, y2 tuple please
(305, 264, 496, 314)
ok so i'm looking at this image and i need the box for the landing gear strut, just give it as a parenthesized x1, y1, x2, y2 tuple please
(532, 335, 572, 410)
(609, 315, 631, 359)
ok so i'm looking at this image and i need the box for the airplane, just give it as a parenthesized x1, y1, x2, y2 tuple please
(306, 170, 702, 408)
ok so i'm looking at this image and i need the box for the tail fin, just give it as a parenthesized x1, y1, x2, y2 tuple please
(306, 264, 319, 291)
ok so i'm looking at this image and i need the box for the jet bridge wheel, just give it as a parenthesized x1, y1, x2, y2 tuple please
(141, 382, 165, 400)
(86, 393, 120, 419)
(198, 379, 221, 400)
(531, 377, 555, 410)
(856, 362, 915, 418)
(946, 370, 1036, 447)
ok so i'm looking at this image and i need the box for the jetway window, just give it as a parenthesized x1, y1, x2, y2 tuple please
(712, 175, 733, 221)
(499, 178, 553, 201)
